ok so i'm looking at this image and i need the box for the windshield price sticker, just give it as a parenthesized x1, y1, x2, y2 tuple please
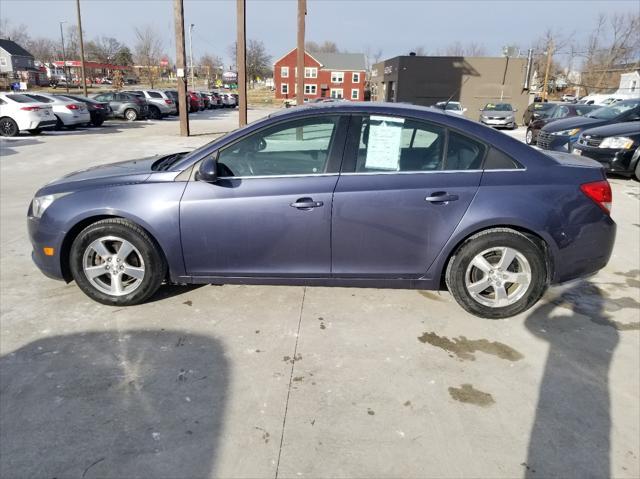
(365, 115, 405, 170)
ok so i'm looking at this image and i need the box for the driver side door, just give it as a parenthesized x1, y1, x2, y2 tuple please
(180, 114, 348, 277)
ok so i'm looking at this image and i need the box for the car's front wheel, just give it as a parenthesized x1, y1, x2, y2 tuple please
(525, 129, 534, 144)
(124, 108, 138, 121)
(70, 219, 166, 306)
(446, 228, 548, 319)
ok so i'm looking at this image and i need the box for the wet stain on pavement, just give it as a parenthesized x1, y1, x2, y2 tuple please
(367, 408, 375, 415)
(419, 291, 445, 301)
(418, 332, 524, 361)
(283, 353, 303, 364)
(448, 384, 495, 407)
(183, 300, 192, 306)
(403, 400, 411, 407)
(254, 426, 270, 443)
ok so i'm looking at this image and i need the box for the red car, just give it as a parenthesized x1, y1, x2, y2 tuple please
(187, 91, 203, 113)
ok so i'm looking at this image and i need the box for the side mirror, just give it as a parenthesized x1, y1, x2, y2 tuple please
(513, 108, 518, 112)
(462, 108, 468, 112)
(197, 155, 218, 182)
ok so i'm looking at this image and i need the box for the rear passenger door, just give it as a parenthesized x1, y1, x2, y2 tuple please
(331, 114, 484, 278)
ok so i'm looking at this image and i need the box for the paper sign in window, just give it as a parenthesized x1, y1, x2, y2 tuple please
(365, 116, 405, 170)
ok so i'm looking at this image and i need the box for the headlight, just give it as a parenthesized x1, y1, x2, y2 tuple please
(552, 128, 580, 136)
(599, 136, 634, 149)
(31, 193, 70, 218)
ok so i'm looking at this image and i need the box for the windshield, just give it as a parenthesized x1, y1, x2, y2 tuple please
(586, 100, 639, 119)
(445, 103, 461, 111)
(483, 103, 513, 111)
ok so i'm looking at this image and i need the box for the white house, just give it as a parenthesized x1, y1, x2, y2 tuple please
(616, 70, 640, 96)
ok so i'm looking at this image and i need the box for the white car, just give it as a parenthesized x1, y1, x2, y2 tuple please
(561, 94, 576, 102)
(0, 92, 56, 137)
(23, 92, 90, 128)
(434, 101, 467, 116)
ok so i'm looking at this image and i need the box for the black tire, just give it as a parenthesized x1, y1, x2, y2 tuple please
(69, 218, 167, 306)
(445, 228, 548, 319)
(91, 118, 104, 127)
(148, 106, 162, 120)
(54, 115, 64, 130)
(635, 159, 640, 182)
(124, 108, 138, 121)
(28, 128, 42, 135)
(525, 129, 534, 145)
(0, 117, 19, 137)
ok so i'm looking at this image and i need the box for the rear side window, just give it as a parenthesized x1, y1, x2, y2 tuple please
(5, 94, 35, 103)
(483, 147, 522, 170)
(26, 94, 53, 103)
(148, 91, 162, 98)
(353, 115, 486, 172)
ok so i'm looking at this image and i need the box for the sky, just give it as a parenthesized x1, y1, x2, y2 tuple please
(1, 0, 638, 67)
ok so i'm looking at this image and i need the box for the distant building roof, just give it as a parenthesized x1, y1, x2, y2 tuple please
(0, 39, 34, 57)
(312, 52, 366, 71)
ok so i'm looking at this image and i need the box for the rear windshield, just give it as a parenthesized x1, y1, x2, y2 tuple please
(6, 94, 41, 103)
(25, 94, 54, 103)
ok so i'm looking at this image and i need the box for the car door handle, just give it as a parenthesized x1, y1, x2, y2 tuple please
(425, 192, 459, 203)
(290, 198, 324, 209)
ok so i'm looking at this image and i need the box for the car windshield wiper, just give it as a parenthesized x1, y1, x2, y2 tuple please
(152, 152, 188, 171)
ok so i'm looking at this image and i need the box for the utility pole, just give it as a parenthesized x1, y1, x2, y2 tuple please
(542, 40, 553, 101)
(75, 0, 88, 96)
(59, 21, 69, 93)
(296, 0, 306, 106)
(174, 0, 190, 136)
(188, 24, 195, 89)
(236, 0, 247, 126)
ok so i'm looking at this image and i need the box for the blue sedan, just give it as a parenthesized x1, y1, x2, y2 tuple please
(27, 103, 616, 318)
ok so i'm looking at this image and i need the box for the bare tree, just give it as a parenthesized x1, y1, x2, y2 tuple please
(230, 40, 272, 88)
(26, 37, 58, 63)
(305, 40, 340, 53)
(0, 18, 30, 45)
(133, 26, 163, 88)
(363, 45, 383, 70)
(199, 54, 223, 87)
(86, 36, 124, 63)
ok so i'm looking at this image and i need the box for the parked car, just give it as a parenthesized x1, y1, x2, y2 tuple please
(55, 94, 112, 127)
(572, 122, 640, 179)
(525, 103, 599, 145)
(123, 90, 177, 119)
(522, 102, 555, 126)
(198, 92, 211, 110)
(561, 94, 576, 102)
(0, 92, 56, 136)
(186, 91, 203, 113)
(210, 92, 222, 108)
(536, 99, 640, 152)
(23, 92, 90, 129)
(478, 103, 517, 129)
(164, 90, 180, 113)
(27, 103, 615, 319)
(90, 92, 149, 121)
(433, 101, 467, 116)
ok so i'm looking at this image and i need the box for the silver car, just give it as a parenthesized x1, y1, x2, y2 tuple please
(479, 102, 517, 129)
(123, 90, 178, 119)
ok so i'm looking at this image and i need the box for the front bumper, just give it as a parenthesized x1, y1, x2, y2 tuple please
(572, 144, 637, 176)
(536, 131, 579, 152)
(28, 215, 66, 281)
(480, 117, 516, 128)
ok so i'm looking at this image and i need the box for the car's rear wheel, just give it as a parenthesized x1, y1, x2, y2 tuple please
(446, 228, 548, 319)
(54, 115, 64, 130)
(124, 108, 138, 121)
(28, 128, 42, 135)
(0, 117, 19, 137)
(91, 117, 104, 127)
(525, 129, 534, 144)
(148, 106, 162, 120)
(70, 219, 166, 306)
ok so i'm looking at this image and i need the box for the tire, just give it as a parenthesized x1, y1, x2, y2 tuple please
(91, 118, 104, 127)
(525, 129, 534, 145)
(445, 228, 548, 319)
(54, 115, 64, 130)
(69, 218, 167, 306)
(28, 128, 42, 135)
(0, 117, 19, 137)
(635, 158, 640, 182)
(148, 106, 162, 120)
(124, 108, 138, 121)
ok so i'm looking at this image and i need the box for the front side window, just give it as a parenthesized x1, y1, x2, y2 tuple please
(281, 66, 289, 78)
(353, 115, 486, 173)
(216, 116, 339, 177)
(148, 91, 162, 98)
(331, 72, 344, 83)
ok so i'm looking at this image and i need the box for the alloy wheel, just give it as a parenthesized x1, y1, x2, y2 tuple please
(464, 246, 532, 308)
(82, 235, 145, 296)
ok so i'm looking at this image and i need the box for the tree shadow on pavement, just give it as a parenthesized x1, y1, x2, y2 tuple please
(524, 282, 623, 478)
(0, 330, 229, 478)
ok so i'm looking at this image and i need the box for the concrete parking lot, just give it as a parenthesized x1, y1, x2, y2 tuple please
(1, 109, 639, 478)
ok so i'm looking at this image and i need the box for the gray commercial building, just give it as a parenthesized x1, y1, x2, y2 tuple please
(370, 55, 530, 120)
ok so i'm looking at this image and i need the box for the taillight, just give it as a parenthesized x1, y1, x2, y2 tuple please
(94, 104, 104, 109)
(165, 99, 173, 104)
(66, 104, 79, 110)
(20, 106, 40, 111)
(580, 180, 612, 214)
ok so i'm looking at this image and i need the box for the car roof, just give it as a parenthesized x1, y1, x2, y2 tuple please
(581, 121, 640, 137)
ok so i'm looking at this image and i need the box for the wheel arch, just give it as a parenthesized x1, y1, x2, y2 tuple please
(433, 224, 555, 290)
(60, 214, 170, 282)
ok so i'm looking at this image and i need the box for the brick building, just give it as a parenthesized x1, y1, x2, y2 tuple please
(274, 48, 366, 102)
